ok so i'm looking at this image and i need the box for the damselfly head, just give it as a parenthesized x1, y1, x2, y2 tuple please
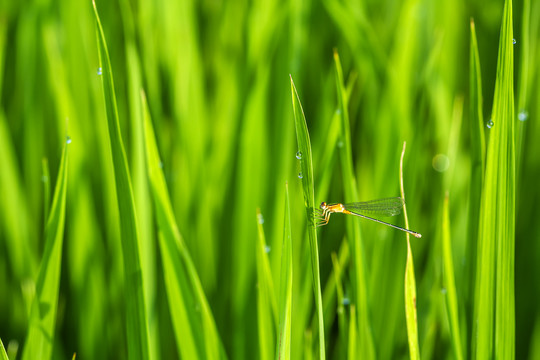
(320, 202, 327, 209)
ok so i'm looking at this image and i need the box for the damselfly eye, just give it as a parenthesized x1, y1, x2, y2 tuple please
(320, 202, 326, 209)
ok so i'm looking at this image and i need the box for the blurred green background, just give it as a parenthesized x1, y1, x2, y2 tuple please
(0, 0, 539, 358)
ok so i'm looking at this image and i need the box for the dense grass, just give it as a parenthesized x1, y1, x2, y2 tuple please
(1, 0, 539, 358)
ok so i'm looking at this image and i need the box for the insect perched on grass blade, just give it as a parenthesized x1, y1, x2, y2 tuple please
(314, 197, 422, 238)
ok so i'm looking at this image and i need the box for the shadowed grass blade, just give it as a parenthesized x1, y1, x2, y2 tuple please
(290, 75, 325, 359)
(333, 50, 375, 359)
(142, 91, 226, 360)
(22, 144, 68, 360)
(276, 183, 292, 360)
(400, 142, 419, 360)
(473, 0, 515, 358)
(92, 2, 150, 358)
(442, 194, 464, 360)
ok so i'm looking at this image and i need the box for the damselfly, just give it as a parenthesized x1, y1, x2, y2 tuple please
(314, 197, 422, 238)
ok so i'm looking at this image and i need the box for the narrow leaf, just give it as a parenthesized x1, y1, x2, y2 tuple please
(256, 208, 277, 360)
(290, 75, 326, 359)
(276, 183, 292, 360)
(400, 142, 420, 360)
(22, 144, 68, 360)
(333, 50, 375, 360)
(473, 0, 515, 358)
(142, 91, 226, 360)
(442, 194, 464, 360)
(92, 2, 150, 358)
(0, 338, 8, 360)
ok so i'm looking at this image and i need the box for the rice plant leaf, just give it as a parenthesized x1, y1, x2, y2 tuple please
(22, 144, 68, 360)
(331, 251, 348, 358)
(473, 0, 515, 358)
(467, 18, 485, 315)
(42, 158, 50, 228)
(442, 194, 464, 360)
(290, 75, 326, 359)
(348, 305, 357, 359)
(333, 50, 375, 360)
(92, 2, 150, 358)
(142, 91, 226, 360)
(400, 142, 420, 360)
(0, 338, 7, 360)
(256, 209, 277, 360)
(0, 111, 36, 278)
(276, 183, 293, 360)
(516, 0, 531, 169)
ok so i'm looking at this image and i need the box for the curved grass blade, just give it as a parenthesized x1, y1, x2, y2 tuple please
(142, 91, 226, 360)
(92, 2, 150, 358)
(290, 75, 326, 359)
(22, 144, 68, 360)
(333, 50, 375, 359)
(400, 142, 419, 360)
(442, 194, 464, 360)
(473, 0, 515, 358)
(276, 183, 292, 360)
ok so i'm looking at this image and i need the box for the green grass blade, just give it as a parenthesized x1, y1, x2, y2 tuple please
(516, 0, 531, 171)
(442, 194, 464, 360)
(92, 2, 150, 358)
(331, 251, 348, 358)
(333, 50, 375, 360)
(473, 0, 516, 358)
(348, 305, 357, 359)
(256, 208, 277, 360)
(276, 183, 292, 360)
(22, 144, 68, 360)
(400, 142, 420, 360)
(0, 112, 36, 278)
(142, 91, 226, 360)
(467, 18, 485, 329)
(290, 75, 326, 359)
(0, 338, 7, 360)
(41, 158, 50, 228)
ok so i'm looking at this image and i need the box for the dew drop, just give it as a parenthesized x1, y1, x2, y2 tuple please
(518, 110, 528, 121)
(342, 297, 350, 306)
(441, 287, 447, 295)
(512, 38, 517, 45)
(337, 140, 344, 148)
(264, 245, 271, 253)
(336, 109, 342, 115)
(487, 119, 494, 129)
(66, 136, 72, 144)
(296, 151, 302, 160)
(298, 172, 303, 179)
(432, 154, 450, 172)
(97, 67, 102, 75)
(257, 213, 264, 224)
